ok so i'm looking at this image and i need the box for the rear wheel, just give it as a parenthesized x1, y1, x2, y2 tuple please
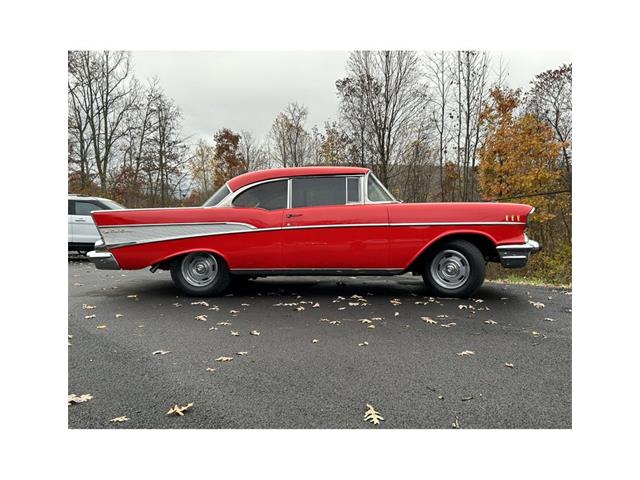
(422, 240, 485, 298)
(170, 252, 230, 297)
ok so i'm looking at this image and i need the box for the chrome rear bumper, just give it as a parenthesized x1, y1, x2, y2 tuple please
(496, 239, 541, 268)
(87, 250, 121, 270)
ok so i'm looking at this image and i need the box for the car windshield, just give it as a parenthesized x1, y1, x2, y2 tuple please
(203, 184, 231, 207)
(367, 173, 396, 202)
(100, 199, 126, 210)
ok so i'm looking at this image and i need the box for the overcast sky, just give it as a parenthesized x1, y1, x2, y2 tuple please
(131, 51, 570, 146)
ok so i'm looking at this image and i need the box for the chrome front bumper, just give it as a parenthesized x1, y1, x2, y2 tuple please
(87, 250, 121, 270)
(496, 239, 541, 268)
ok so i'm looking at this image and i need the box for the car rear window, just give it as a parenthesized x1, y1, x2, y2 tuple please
(232, 180, 288, 210)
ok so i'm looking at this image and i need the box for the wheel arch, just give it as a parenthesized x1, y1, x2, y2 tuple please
(406, 231, 499, 273)
(152, 247, 230, 270)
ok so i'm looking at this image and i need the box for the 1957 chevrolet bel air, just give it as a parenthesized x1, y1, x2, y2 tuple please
(87, 166, 540, 298)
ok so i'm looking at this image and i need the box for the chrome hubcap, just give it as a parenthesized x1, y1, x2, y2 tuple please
(430, 249, 469, 290)
(181, 253, 218, 287)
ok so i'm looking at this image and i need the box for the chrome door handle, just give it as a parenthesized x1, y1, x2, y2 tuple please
(75, 218, 87, 222)
(286, 213, 303, 218)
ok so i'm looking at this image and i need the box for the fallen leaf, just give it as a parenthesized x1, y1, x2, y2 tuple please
(422, 316, 438, 325)
(166, 403, 193, 416)
(229, 310, 239, 314)
(358, 341, 369, 347)
(127, 294, 138, 299)
(367, 324, 376, 329)
(194, 314, 207, 322)
(230, 331, 240, 336)
(483, 320, 498, 325)
(172, 302, 182, 307)
(364, 404, 384, 425)
(456, 350, 475, 357)
(96, 325, 107, 329)
(394, 312, 399, 317)
(452, 417, 460, 429)
(544, 317, 556, 322)
(217, 321, 232, 326)
(110, 416, 129, 423)
(312, 339, 318, 344)
(68, 393, 93, 405)
(152, 350, 171, 355)
(328, 320, 341, 325)
(115, 314, 124, 319)
(250, 330, 261, 336)
(505, 363, 514, 368)
(441, 322, 457, 328)
(215, 356, 233, 362)
(359, 318, 372, 324)
(389, 299, 402, 306)
(312, 303, 320, 308)
(191, 301, 209, 307)
(236, 351, 248, 356)
(529, 301, 545, 309)
(84, 314, 96, 319)
(295, 306, 305, 311)
(206, 367, 216, 372)
(461, 396, 474, 402)
(82, 304, 96, 310)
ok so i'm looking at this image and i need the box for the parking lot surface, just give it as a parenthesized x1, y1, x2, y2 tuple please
(68, 257, 571, 428)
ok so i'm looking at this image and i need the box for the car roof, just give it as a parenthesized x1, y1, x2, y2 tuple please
(226, 166, 370, 192)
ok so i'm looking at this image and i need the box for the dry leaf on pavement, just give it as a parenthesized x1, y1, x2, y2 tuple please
(483, 320, 498, 325)
(236, 351, 248, 356)
(166, 403, 193, 416)
(194, 315, 207, 322)
(364, 404, 384, 425)
(505, 363, 514, 368)
(529, 301, 545, 309)
(110, 416, 129, 423)
(231, 331, 240, 336)
(456, 350, 475, 357)
(422, 316, 438, 325)
(216, 356, 233, 362)
(84, 314, 96, 319)
(250, 330, 261, 336)
(68, 393, 93, 405)
(152, 350, 171, 355)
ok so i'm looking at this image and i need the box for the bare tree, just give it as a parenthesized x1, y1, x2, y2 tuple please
(337, 51, 423, 184)
(425, 51, 453, 200)
(68, 51, 138, 193)
(239, 130, 269, 171)
(269, 102, 311, 167)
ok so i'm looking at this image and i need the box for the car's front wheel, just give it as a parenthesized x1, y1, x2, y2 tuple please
(422, 240, 485, 298)
(170, 252, 231, 297)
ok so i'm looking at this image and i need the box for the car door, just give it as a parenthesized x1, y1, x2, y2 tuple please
(70, 200, 104, 244)
(282, 175, 389, 270)
(226, 179, 287, 269)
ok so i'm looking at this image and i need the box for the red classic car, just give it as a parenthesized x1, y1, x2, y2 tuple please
(87, 166, 540, 298)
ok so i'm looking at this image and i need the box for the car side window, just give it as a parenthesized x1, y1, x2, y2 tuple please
(291, 177, 348, 208)
(347, 176, 361, 203)
(75, 201, 105, 216)
(68, 200, 75, 215)
(232, 180, 288, 210)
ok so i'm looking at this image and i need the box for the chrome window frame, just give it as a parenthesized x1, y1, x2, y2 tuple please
(215, 173, 376, 210)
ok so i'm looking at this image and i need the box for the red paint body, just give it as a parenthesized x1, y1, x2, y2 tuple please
(92, 167, 533, 272)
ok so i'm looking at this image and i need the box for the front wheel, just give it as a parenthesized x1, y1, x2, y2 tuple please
(422, 240, 485, 298)
(170, 252, 231, 297)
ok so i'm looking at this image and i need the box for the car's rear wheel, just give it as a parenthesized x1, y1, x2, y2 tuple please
(170, 252, 230, 297)
(422, 240, 485, 298)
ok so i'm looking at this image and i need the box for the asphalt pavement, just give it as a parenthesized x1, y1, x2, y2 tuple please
(68, 256, 571, 429)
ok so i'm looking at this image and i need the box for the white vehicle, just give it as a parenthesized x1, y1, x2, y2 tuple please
(68, 194, 125, 254)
